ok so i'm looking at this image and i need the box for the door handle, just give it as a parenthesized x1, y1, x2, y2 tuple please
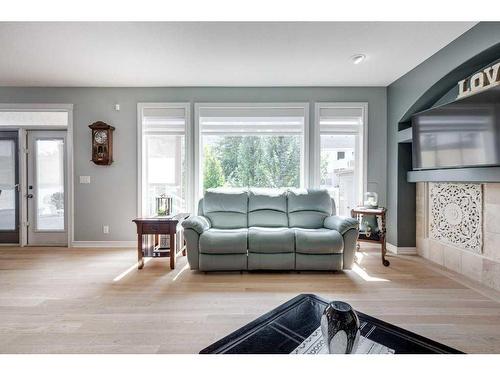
(27, 193, 34, 199)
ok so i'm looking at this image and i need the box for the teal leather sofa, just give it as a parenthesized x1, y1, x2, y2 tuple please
(181, 188, 359, 271)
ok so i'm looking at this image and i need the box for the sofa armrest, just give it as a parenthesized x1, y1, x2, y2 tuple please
(181, 215, 211, 234)
(324, 216, 359, 270)
(323, 215, 359, 235)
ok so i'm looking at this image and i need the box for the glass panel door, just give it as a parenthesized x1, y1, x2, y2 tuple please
(0, 132, 19, 243)
(27, 131, 67, 246)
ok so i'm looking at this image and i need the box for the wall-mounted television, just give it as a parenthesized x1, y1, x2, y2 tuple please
(412, 86, 500, 170)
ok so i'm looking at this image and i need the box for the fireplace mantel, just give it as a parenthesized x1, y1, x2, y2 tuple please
(408, 167, 500, 183)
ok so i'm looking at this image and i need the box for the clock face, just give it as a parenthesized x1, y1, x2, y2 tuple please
(94, 130, 108, 145)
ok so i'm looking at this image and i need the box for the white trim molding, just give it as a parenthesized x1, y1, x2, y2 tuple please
(137, 102, 192, 215)
(313, 102, 368, 210)
(386, 242, 417, 255)
(194, 102, 310, 203)
(72, 241, 136, 248)
(0, 103, 74, 247)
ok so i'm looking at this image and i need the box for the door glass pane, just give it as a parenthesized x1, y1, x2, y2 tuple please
(320, 134, 358, 216)
(36, 139, 64, 231)
(0, 140, 16, 230)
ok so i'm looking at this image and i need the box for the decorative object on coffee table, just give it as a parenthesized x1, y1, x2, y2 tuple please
(200, 294, 463, 354)
(132, 213, 189, 270)
(351, 206, 389, 266)
(321, 301, 360, 354)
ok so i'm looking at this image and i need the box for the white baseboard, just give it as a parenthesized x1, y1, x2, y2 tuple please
(71, 241, 136, 248)
(386, 242, 417, 255)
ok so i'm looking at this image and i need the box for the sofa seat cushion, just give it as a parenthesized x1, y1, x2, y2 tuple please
(199, 228, 248, 254)
(294, 228, 343, 254)
(248, 227, 295, 254)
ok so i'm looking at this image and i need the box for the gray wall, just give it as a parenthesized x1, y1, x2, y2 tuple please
(0, 87, 387, 242)
(387, 22, 500, 246)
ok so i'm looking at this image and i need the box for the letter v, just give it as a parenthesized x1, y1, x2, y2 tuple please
(484, 62, 500, 85)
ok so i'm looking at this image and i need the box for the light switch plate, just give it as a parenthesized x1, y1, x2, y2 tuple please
(79, 176, 91, 184)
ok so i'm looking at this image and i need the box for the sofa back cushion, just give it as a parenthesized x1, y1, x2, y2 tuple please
(202, 189, 248, 229)
(248, 189, 288, 227)
(287, 189, 332, 229)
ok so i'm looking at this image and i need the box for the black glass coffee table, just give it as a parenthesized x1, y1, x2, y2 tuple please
(200, 294, 463, 354)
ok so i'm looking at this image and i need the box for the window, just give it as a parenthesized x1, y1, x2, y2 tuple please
(315, 103, 367, 216)
(138, 104, 189, 216)
(196, 103, 308, 198)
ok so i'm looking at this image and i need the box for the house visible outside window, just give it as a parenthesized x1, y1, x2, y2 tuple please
(138, 104, 189, 216)
(195, 103, 308, 199)
(316, 103, 367, 216)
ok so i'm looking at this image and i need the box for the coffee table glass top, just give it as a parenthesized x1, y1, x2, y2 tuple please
(200, 294, 463, 354)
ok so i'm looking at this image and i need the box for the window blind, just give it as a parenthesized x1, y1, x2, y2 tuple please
(319, 107, 363, 133)
(142, 107, 186, 134)
(199, 106, 305, 135)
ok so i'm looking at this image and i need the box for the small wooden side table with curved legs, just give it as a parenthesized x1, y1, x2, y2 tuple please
(351, 207, 389, 267)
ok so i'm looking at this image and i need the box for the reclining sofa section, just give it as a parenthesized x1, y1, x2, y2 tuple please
(182, 188, 359, 271)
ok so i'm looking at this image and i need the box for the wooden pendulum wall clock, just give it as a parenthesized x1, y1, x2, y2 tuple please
(89, 121, 115, 165)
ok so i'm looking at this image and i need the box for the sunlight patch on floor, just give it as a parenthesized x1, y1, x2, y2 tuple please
(113, 258, 152, 282)
(172, 263, 189, 282)
(352, 263, 389, 282)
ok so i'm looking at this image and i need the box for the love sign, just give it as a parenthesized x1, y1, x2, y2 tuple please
(457, 61, 500, 99)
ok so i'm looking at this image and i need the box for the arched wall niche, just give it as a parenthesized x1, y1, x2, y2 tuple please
(397, 43, 500, 129)
(393, 42, 500, 248)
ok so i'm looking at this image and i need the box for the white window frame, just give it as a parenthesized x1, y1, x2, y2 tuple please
(194, 102, 309, 202)
(313, 102, 368, 207)
(137, 103, 192, 215)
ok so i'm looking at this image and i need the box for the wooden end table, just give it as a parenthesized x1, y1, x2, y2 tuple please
(351, 207, 389, 267)
(132, 213, 190, 270)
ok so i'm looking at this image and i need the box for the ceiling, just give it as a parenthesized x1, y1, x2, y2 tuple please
(0, 22, 477, 87)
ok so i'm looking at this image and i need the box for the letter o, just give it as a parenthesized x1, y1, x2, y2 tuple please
(470, 72, 484, 91)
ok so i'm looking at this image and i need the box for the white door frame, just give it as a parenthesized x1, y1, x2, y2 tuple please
(0, 103, 74, 247)
(26, 130, 68, 246)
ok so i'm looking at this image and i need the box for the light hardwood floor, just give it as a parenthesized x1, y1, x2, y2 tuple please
(0, 246, 499, 354)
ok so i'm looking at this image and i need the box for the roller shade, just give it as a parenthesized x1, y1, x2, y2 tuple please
(142, 107, 187, 134)
(319, 107, 363, 133)
(199, 105, 306, 135)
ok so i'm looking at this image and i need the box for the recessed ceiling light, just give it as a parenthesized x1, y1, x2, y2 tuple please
(351, 54, 366, 65)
